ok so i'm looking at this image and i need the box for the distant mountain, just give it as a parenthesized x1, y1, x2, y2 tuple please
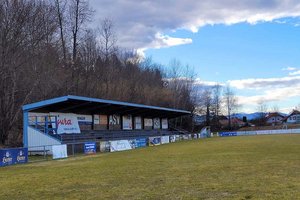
(232, 112, 288, 120)
(231, 112, 264, 120)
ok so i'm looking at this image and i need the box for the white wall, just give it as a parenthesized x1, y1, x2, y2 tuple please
(28, 127, 61, 153)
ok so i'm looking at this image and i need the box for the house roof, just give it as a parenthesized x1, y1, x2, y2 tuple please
(265, 112, 285, 119)
(22, 95, 191, 118)
(283, 110, 300, 121)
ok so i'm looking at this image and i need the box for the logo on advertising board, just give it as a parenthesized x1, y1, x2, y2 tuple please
(2, 151, 13, 165)
(84, 142, 96, 154)
(51, 113, 81, 134)
(17, 150, 27, 163)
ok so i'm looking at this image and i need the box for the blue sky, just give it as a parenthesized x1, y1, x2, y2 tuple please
(90, 0, 300, 113)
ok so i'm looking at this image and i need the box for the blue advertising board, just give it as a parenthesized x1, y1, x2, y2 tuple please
(0, 148, 28, 167)
(84, 142, 96, 154)
(219, 132, 237, 137)
(135, 138, 147, 148)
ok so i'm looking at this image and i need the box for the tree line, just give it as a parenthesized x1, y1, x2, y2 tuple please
(0, 0, 195, 146)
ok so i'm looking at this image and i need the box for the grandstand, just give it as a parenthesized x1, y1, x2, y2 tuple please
(22, 95, 191, 148)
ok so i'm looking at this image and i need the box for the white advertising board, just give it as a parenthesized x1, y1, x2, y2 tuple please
(162, 118, 168, 129)
(153, 118, 161, 129)
(122, 115, 133, 130)
(161, 136, 170, 144)
(110, 140, 133, 152)
(134, 116, 142, 129)
(52, 144, 68, 159)
(77, 114, 93, 125)
(93, 115, 100, 125)
(50, 112, 80, 134)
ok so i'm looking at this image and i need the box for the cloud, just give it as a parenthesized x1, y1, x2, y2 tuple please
(237, 85, 300, 106)
(90, 0, 300, 50)
(228, 76, 300, 89)
(289, 70, 300, 76)
(282, 66, 297, 71)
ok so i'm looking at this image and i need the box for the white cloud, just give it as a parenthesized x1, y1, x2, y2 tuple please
(282, 66, 297, 71)
(228, 76, 300, 89)
(90, 0, 300, 50)
(289, 70, 300, 76)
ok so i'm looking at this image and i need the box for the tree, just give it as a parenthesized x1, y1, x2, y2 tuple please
(256, 101, 268, 125)
(223, 86, 238, 129)
(99, 18, 118, 61)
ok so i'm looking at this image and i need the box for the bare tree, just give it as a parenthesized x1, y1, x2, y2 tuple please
(68, 0, 92, 62)
(99, 18, 118, 61)
(223, 85, 238, 129)
(55, 0, 67, 61)
(257, 101, 268, 125)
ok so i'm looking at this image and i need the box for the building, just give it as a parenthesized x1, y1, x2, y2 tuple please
(265, 112, 285, 125)
(283, 110, 300, 124)
(22, 95, 191, 149)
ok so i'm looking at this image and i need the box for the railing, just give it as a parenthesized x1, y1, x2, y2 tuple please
(28, 115, 58, 135)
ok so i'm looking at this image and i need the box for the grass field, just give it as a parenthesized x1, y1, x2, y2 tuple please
(0, 134, 299, 200)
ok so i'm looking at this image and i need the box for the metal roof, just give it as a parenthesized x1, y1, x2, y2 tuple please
(22, 95, 191, 118)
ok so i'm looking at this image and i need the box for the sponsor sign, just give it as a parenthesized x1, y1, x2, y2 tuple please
(134, 117, 142, 130)
(219, 132, 237, 137)
(162, 118, 168, 129)
(169, 135, 176, 142)
(52, 144, 68, 159)
(100, 141, 110, 152)
(77, 115, 93, 125)
(122, 115, 133, 130)
(149, 137, 161, 146)
(153, 118, 160, 129)
(161, 136, 170, 144)
(129, 139, 136, 149)
(144, 118, 153, 127)
(84, 142, 96, 154)
(93, 115, 100, 125)
(0, 148, 28, 167)
(51, 112, 80, 134)
(135, 138, 147, 148)
(100, 115, 108, 125)
(110, 140, 133, 152)
(175, 135, 181, 141)
(109, 115, 120, 125)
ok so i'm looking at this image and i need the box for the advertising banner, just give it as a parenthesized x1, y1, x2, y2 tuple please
(0, 148, 28, 167)
(219, 132, 237, 137)
(153, 118, 161, 129)
(84, 142, 96, 154)
(100, 115, 108, 125)
(135, 138, 147, 148)
(93, 114, 100, 125)
(122, 115, 133, 130)
(169, 135, 176, 142)
(175, 135, 181, 141)
(134, 117, 142, 130)
(128, 139, 136, 149)
(162, 118, 168, 129)
(110, 140, 133, 152)
(182, 135, 189, 140)
(144, 118, 153, 127)
(77, 115, 93, 125)
(51, 112, 80, 134)
(100, 141, 110, 152)
(52, 144, 68, 159)
(149, 137, 161, 146)
(109, 115, 120, 125)
(161, 136, 170, 144)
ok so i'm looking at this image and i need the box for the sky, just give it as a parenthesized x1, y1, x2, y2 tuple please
(90, 0, 300, 113)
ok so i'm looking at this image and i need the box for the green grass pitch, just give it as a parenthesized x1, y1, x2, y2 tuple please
(0, 134, 299, 199)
